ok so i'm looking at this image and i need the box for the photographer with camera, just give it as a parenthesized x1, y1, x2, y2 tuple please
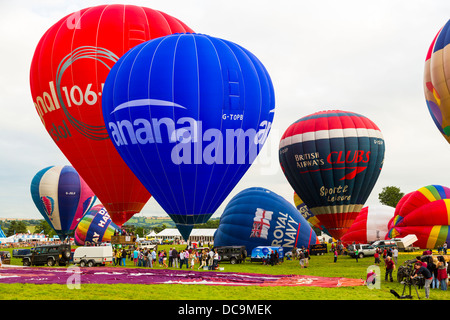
(411, 261, 433, 299)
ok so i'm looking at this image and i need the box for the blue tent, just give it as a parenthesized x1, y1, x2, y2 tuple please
(0, 226, 5, 238)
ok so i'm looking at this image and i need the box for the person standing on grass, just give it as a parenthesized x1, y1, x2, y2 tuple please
(179, 249, 185, 268)
(384, 256, 395, 282)
(172, 247, 178, 268)
(162, 250, 168, 268)
(374, 250, 380, 265)
(198, 249, 207, 270)
(168, 248, 173, 268)
(333, 249, 338, 263)
(121, 248, 127, 266)
(299, 250, 305, 268)
(437, 255, 448, 291)
(411, 261, 433, 299)
(185, 249, 191, 269)
(133, 248, 139, 266)
(392, 247, 398, 265)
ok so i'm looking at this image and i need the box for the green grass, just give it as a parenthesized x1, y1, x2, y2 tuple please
(1, 245, 448, 300)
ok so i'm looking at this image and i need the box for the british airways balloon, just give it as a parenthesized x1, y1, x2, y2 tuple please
(279, 110, 385, 240)
(102, 33, 275, 240)
(214, 187, 318, 253)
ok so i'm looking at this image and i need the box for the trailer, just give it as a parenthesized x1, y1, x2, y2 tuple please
(393, 235, 418, 252)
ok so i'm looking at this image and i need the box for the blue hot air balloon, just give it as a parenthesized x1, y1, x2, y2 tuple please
(102, 33, 275, 240)
(30, 165, 97, 240)
(214, 187, 318, 254)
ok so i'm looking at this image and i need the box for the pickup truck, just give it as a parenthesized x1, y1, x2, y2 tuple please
(13, 244, 72, 266)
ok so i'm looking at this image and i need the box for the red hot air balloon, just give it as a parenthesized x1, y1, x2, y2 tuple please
(29, 5, 194, 226)
(340, 205, 394, 245)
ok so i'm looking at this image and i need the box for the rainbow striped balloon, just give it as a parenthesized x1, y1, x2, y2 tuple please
(75, 204, 118, 246)
(387, 185, 450, 249)
(424, 20, 450, 144)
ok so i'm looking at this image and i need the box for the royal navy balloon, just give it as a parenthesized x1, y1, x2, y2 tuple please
(102, 33, 275, 240)
(279, 110, 385, 239)
(214, 187, 317, 253)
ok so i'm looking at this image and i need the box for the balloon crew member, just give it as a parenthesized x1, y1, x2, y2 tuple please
(384, 256, 395, 282)
(411, 261, 433, 299)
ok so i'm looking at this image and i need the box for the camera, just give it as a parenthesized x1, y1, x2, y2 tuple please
(397, 259, 425, 288)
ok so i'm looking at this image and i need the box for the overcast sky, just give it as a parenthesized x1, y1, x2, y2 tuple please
(1, 0, 450, 221)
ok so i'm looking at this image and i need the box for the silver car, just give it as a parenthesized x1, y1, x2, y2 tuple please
(347, 244, 376, 258)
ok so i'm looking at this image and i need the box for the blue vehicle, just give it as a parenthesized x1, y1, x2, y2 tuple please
(250, 246, 284, 263)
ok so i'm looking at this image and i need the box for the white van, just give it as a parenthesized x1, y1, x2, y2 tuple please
(73, 246, 113, 267)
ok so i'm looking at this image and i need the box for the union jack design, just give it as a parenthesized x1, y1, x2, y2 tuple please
(250, 208, 273, 239)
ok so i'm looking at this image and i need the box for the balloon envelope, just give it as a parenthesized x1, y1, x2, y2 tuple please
(214, 187, 318, 254)
(294, 192, 331, 236)
(30, 165, 96, 240)
(279, 110, 385, 240)
(387, 185, 450, 249)
(340, 205, 394, 245)
(75, 204, 118, 246)
(424, 20, 450, 144)
(102, 33, 275, 240)
(29, 4, 194, 226)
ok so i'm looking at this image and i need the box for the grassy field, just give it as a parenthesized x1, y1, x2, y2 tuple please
(1, 244, 448, 301)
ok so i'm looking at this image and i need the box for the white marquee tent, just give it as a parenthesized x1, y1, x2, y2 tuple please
(152, 228, 216, 244)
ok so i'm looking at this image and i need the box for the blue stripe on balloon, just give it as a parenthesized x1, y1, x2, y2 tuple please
(30, 166, 53, 227)
(57, 166, 81, 235)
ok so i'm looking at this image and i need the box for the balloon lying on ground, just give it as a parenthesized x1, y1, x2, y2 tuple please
(340, 205, 395, 245)
(386, 185, 450, 249)
(424, 19, 450, 144)
(102, 33, 275, 240)
(29, 4, 194, 226)
(294, 192, 331, 236)
(279, 110, 385, 240)
(213, 187, 318, 254)
(75, 204, 118, 246)
(30, 165, 97, 240)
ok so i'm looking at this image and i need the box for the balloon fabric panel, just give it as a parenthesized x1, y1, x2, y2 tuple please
(102, 33, 275, 240)
(341, 205, 394, 244)
(29, 5, 194, 226)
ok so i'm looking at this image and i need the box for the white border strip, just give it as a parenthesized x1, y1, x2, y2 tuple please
(280, 128, 383, 148)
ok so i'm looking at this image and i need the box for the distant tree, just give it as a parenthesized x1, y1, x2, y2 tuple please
(7, 220, 26, 236)
(153, 224, 167, 234)
(378, 186, 404, 208)
(35, 220, 56, 237)
(194, 218, 220, 229)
